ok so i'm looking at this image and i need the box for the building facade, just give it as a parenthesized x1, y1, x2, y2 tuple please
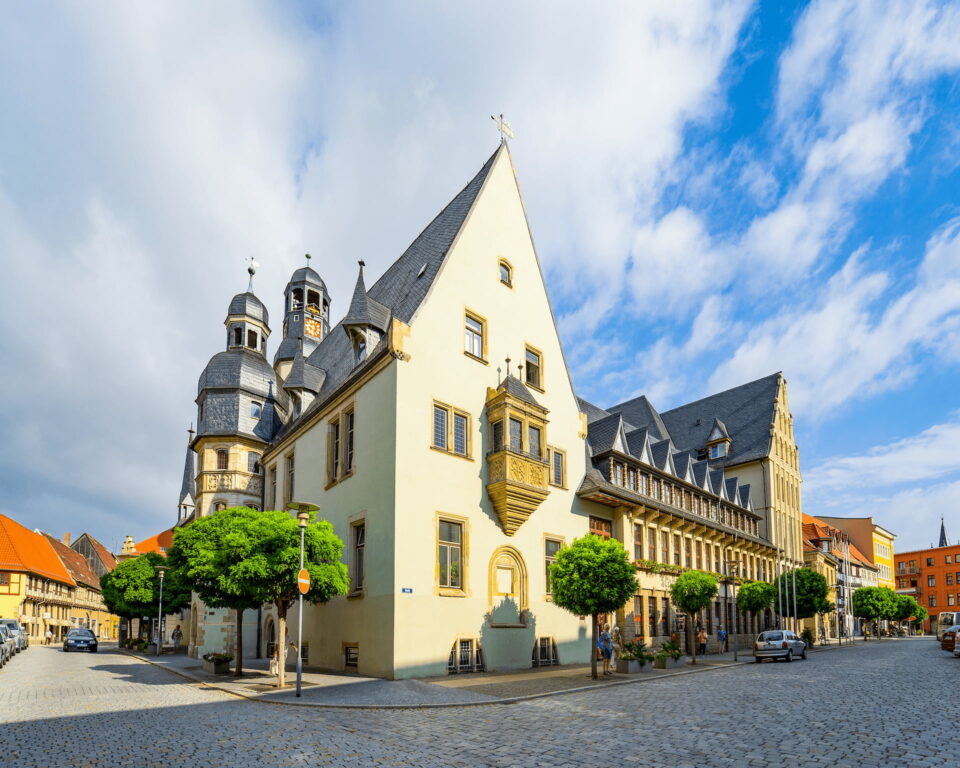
(895, 522, 960, 632)
(170, 142, 817, 676)
(819, 516, 896, 590)
(42, 533, 119, 640)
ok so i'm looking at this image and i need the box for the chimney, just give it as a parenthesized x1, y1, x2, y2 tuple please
(63, 532, 71, 546)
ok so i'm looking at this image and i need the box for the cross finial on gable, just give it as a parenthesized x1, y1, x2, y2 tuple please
(491, 113, 514, 143)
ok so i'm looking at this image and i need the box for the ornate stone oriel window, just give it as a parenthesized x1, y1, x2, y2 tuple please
(484, 378, 549, 536)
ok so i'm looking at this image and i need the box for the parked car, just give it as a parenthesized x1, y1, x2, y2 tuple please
(941, 625, 960, 652)
(63, 628, 98, 653)
(0, 618, 27, 653)
(754, 629, 807, 662)
(0, 625, 14, 667)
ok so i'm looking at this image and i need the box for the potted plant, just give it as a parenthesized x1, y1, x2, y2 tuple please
(202, 652, 234, 674)
(616, 640, 654, 673)
(653, 640, 685, 669)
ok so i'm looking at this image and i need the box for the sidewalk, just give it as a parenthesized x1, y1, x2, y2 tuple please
(119, 647, 751, 709)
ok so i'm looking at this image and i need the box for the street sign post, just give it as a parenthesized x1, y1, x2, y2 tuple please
(297, 568, 310, 595)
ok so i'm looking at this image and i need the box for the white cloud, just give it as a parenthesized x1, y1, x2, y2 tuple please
(806, 413, 960, 493)
(709, 217, 960, 418)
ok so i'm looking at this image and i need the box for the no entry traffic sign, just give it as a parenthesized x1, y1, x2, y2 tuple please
(297, 568, 310, 595)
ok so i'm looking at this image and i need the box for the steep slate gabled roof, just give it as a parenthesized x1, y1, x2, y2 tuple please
(42, 534, 101, 589)
(284, 345, 326, 393)
(587, 412, 625, 454)
(280, 146, 502, 438)
(498, 375, 543, 409)
(343, 265, 391, 332)
(0, 514, 75, 585)
(78, 533, 117, 573)
(607, 395, 670, 441)
(656, 372, 782, 466)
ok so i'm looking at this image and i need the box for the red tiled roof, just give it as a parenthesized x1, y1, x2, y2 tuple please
(42, 534, 102, 589)
(134, 528, 174, 556)
(0, 514, 76, 585)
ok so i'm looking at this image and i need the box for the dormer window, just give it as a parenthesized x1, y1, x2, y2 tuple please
(499, 259, 513, 286)
(709, 442, 728, 459)
(251, 401, 262, 419)
(356, 336, 367, 362)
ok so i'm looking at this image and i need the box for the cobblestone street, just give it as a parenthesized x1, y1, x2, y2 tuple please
(0, 639, 953, 767)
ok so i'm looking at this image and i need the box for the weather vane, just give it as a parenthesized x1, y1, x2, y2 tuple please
(246, 256, 260, 292)
(491, 113, 514, 143)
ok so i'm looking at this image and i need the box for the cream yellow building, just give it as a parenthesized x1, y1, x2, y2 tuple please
(177, 142, 812, 674)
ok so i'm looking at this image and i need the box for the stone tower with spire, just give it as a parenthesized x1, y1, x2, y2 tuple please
(273, 256, 331, 384)
(192, 267, 286, 517)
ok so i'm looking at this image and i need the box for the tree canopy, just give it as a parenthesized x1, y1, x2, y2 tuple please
(736, 580, 775, 616)
(893, 594, 922, 623)
(774, 568, 829, 620)
(550, 535, 637, 678)
(669, 570, 718, 664)
(166, 507, 273, 675)
(100, 552, 190, 624)
(851, 586, 898, 632)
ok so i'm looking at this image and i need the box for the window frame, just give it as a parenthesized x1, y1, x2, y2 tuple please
(284, 452, 295, 506)
(216, 449, 229, 471)
(498, 258, 513, 287)
(351, 521, 366, 595)
(436, 513, 470, 597)
(523, 344, 544, 392)
(543, 535, 563, 597)
(463, 309, 488, 363)
(431, 401, 472, 460)
(547, 446, 566, 488)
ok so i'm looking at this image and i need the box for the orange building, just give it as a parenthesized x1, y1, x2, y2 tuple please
(895, 535, 960, 633)
(0, 514, 77, 642)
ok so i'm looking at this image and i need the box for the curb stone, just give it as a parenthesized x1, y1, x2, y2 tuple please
(119, 649, 752, 710)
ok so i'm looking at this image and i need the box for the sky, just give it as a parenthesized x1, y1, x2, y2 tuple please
(1, 1, 959, 555)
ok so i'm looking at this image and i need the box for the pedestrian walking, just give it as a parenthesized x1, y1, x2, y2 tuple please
(718, 626, 728, 653)
(45, 629, 52, 646)
(697, 628, 707, 656)
(611, 625, 622, 666)
(269, 644, 279, 676)
(171, 624, 183, 649)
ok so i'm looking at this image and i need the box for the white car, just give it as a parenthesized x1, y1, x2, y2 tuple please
(0, 625, 14, 667)
(0, 619, 27, 652)
(754, 629, 808, 662)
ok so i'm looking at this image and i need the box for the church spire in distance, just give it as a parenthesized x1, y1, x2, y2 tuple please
(940, 515, 949, 548)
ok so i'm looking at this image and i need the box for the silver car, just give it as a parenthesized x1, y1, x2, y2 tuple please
(754, 629, 807, 662)
(0, 619, 27, 652)
(0, 625, 14, 667)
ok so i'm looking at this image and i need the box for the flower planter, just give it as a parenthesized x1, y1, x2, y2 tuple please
(616, 659, 650, 674)
(653, 656, 684, 670)
(202, 659, 231, 675)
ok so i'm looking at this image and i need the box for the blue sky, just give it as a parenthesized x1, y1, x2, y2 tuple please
(1, 1, 959, 554)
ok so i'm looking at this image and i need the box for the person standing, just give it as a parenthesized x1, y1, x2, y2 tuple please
(599, 623, 613, 676)
(45, 629, 52, 646)
(718, 626, 728, 653)
(611, 625, 622, 667)
(697, 628, 708, 656)
(171, 624, 183, 649)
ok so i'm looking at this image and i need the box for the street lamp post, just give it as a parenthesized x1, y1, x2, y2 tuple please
(286, 501, 319, 698)
(155, 565, 167, 658)
(723, 559, 742, 661)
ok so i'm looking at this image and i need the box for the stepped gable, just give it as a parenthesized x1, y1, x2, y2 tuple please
(282, 146, 502, 434)
(656, 373, 782, 465)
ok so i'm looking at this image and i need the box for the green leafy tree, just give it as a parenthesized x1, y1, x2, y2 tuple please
(197, 508, 348, 687)
(851, 586, 897, 638)
(894, 594, 920, 624)
(100, 553, 190, 641)
(737, 580, 775, 619)
(669, 570, 718, 665)
(774, 568, 829, 620)
(549, 535, 637, 679)
(913, 604, 929, 633)
(167, 507, 269, 677)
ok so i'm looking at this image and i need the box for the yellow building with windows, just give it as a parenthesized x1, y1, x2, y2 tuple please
(819, 516, 896, 590)
(177, 142, 813, 675)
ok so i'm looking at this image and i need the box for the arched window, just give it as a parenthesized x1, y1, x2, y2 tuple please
(213, 501, 226, 512)
(498, 259, 512, 286)
(356, 337, 367, 362)
(488, 546, 528, 626)
(291, 288, 303, 310)
(216, 449, 228, 470)
(447, 638, 485, 674)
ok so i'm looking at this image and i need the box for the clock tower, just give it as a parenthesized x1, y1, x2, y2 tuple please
(273, 256, 330, 383)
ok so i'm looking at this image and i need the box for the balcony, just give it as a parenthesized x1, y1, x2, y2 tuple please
(896, 567, 921, 576)
(486, 448, 549, 535)
(896, 586, 921, 595)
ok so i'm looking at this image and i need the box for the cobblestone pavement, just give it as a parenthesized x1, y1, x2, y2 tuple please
(0, 639, 953, 767)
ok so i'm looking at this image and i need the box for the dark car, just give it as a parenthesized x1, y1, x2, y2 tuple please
(63, 628, 98, 653)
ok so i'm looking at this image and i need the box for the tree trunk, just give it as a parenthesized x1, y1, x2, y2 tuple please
(591, 614, 599, 680)
(689, 613, 697, 665)
(234, 608, 243, 677)
(277, 603, 287, 688)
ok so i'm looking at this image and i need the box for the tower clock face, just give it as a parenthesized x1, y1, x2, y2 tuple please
(304, 316, 322, 338)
